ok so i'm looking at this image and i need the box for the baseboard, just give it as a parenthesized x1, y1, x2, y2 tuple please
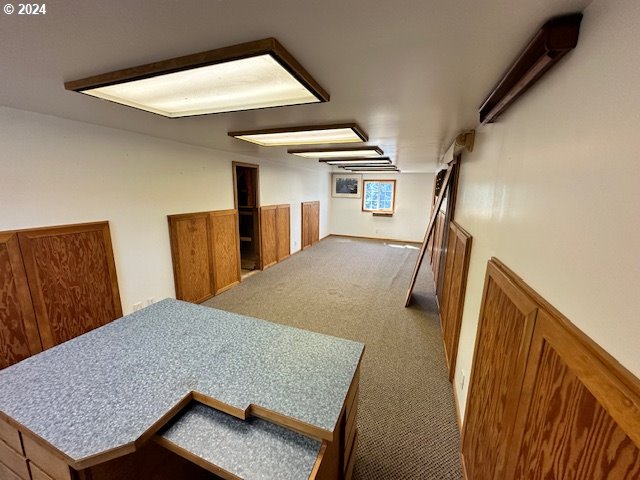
(460, 451, 469, 480)
(452, 382, 463, 433)
(328, 233, 421, 245)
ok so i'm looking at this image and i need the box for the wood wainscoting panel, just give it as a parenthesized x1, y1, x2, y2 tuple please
(505, 310, 640, 479)
(439, 222, 472, 381)
(168, 213, 214, 304)
(259, 206, 278, 269)
(461, 260, 538, 479)
(301, 201, 320, 250)
(209, 210, 241, 295)
(463, 257, 640, 479)
(275, 204, 291, 262)
(0, 232, 41, 369)
(17, 222, 122, 350)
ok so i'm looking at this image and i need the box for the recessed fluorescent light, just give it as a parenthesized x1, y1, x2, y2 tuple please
(289, 146, 384, 159)
(64, 38, 329, 117)
(322, 158, 391, 165)
(229, 123, 367, 146)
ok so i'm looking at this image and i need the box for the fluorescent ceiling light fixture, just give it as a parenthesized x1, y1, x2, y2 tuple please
(321, 158, 391, 165)
(346, 169, 400, 174)
(64, 38, 329, 117)
(229, 123, 367, 146)
(289, 146, 384, 159)
(342, 166, 398, 171)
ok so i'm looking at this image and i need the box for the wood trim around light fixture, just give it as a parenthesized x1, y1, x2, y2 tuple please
(64, 38, 329, 103)
(319, 157, 391, 164)
(228, 123, 368, 142)
(288, 146, 384, 156)
(479, 13, 582, 124)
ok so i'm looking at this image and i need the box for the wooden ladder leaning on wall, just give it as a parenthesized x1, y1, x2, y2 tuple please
(404, 159, 456, 307)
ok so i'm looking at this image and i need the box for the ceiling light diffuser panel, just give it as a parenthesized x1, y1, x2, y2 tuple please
(321, 158, 391, 165)
(229, 123, 367, 146)
(343, 168, 400, 173)
(289, 146, 384, 159)
(65, 38, 329, 117)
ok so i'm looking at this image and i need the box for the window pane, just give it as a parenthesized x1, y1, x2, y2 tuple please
(363, 180, 394, 212)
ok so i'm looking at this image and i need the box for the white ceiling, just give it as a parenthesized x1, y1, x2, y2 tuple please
(0, 0, 590, 172)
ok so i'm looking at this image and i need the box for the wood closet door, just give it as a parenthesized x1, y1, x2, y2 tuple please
(209, 210, 240, 294)
(168, 213, 214, 303)
(461, 260, 538, 479)
(275, 204, 290, 262)
(438, 222, 472, 380)
(0, 232, 41, 368)
(18, 222, 122, 349)
(260, 206, 278, 269)
(505, 309, 640, 478)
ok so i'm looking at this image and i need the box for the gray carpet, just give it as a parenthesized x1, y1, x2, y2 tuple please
(203, 236, 463, 479)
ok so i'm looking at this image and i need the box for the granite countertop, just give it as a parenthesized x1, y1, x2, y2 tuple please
(158, 402, 322, 480)
(0, 299, 364, 466)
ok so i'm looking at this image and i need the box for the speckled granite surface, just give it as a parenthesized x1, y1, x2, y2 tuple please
(0, 299, 363, 463)
(160, 402, 322, 480)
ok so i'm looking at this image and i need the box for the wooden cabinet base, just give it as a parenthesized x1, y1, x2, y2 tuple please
(76, 442, 216, 480)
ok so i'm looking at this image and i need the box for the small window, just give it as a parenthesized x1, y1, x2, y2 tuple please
(362, 179, 396, 213)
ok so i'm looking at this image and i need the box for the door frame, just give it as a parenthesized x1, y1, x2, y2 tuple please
(232, 162, 261, 270)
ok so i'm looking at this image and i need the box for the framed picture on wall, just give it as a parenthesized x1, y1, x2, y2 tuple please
(332, 173, 362, 198)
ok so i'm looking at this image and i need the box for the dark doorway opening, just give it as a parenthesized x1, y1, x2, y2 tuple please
(233, 162, 260, 276)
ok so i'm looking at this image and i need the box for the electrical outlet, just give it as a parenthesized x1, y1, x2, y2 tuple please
(146, 297, 155, 306)
(133, 302, 143, 312)
(459, 370, 466, 390)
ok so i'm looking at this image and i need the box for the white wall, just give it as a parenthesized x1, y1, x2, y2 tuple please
(260, 162, 330, 247)
(453, 0, 640, 420)
(0, 107, 330, 314)
(329, 172, 433, 242)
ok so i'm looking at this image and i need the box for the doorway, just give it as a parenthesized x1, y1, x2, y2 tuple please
(233, 162, 260, 277)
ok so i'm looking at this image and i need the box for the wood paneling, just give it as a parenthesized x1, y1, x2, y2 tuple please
(463, 258, 640, 479)
(18, 222, 122, 350)
(259, 206, 278, 269)
(301, 201, 320, 250)
(461, 260, 538, 479)
(168, 213, 214, 303)
(169, 210, 243, 302)
(0, 232, 41, 369)
(209, 210, 241, 295)
(438, 222, 472, 380)
(0, 438, 29, 479)
(0, 460, 22, 480)
(22, 435, 72, 480)
(0, 417, 23, 455)
(28, 463, 56, 480)
(276, 205, 291, 262)
(506, 311, 640, 479)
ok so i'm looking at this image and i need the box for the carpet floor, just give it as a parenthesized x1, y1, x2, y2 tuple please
(203, 236, 463, 479)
